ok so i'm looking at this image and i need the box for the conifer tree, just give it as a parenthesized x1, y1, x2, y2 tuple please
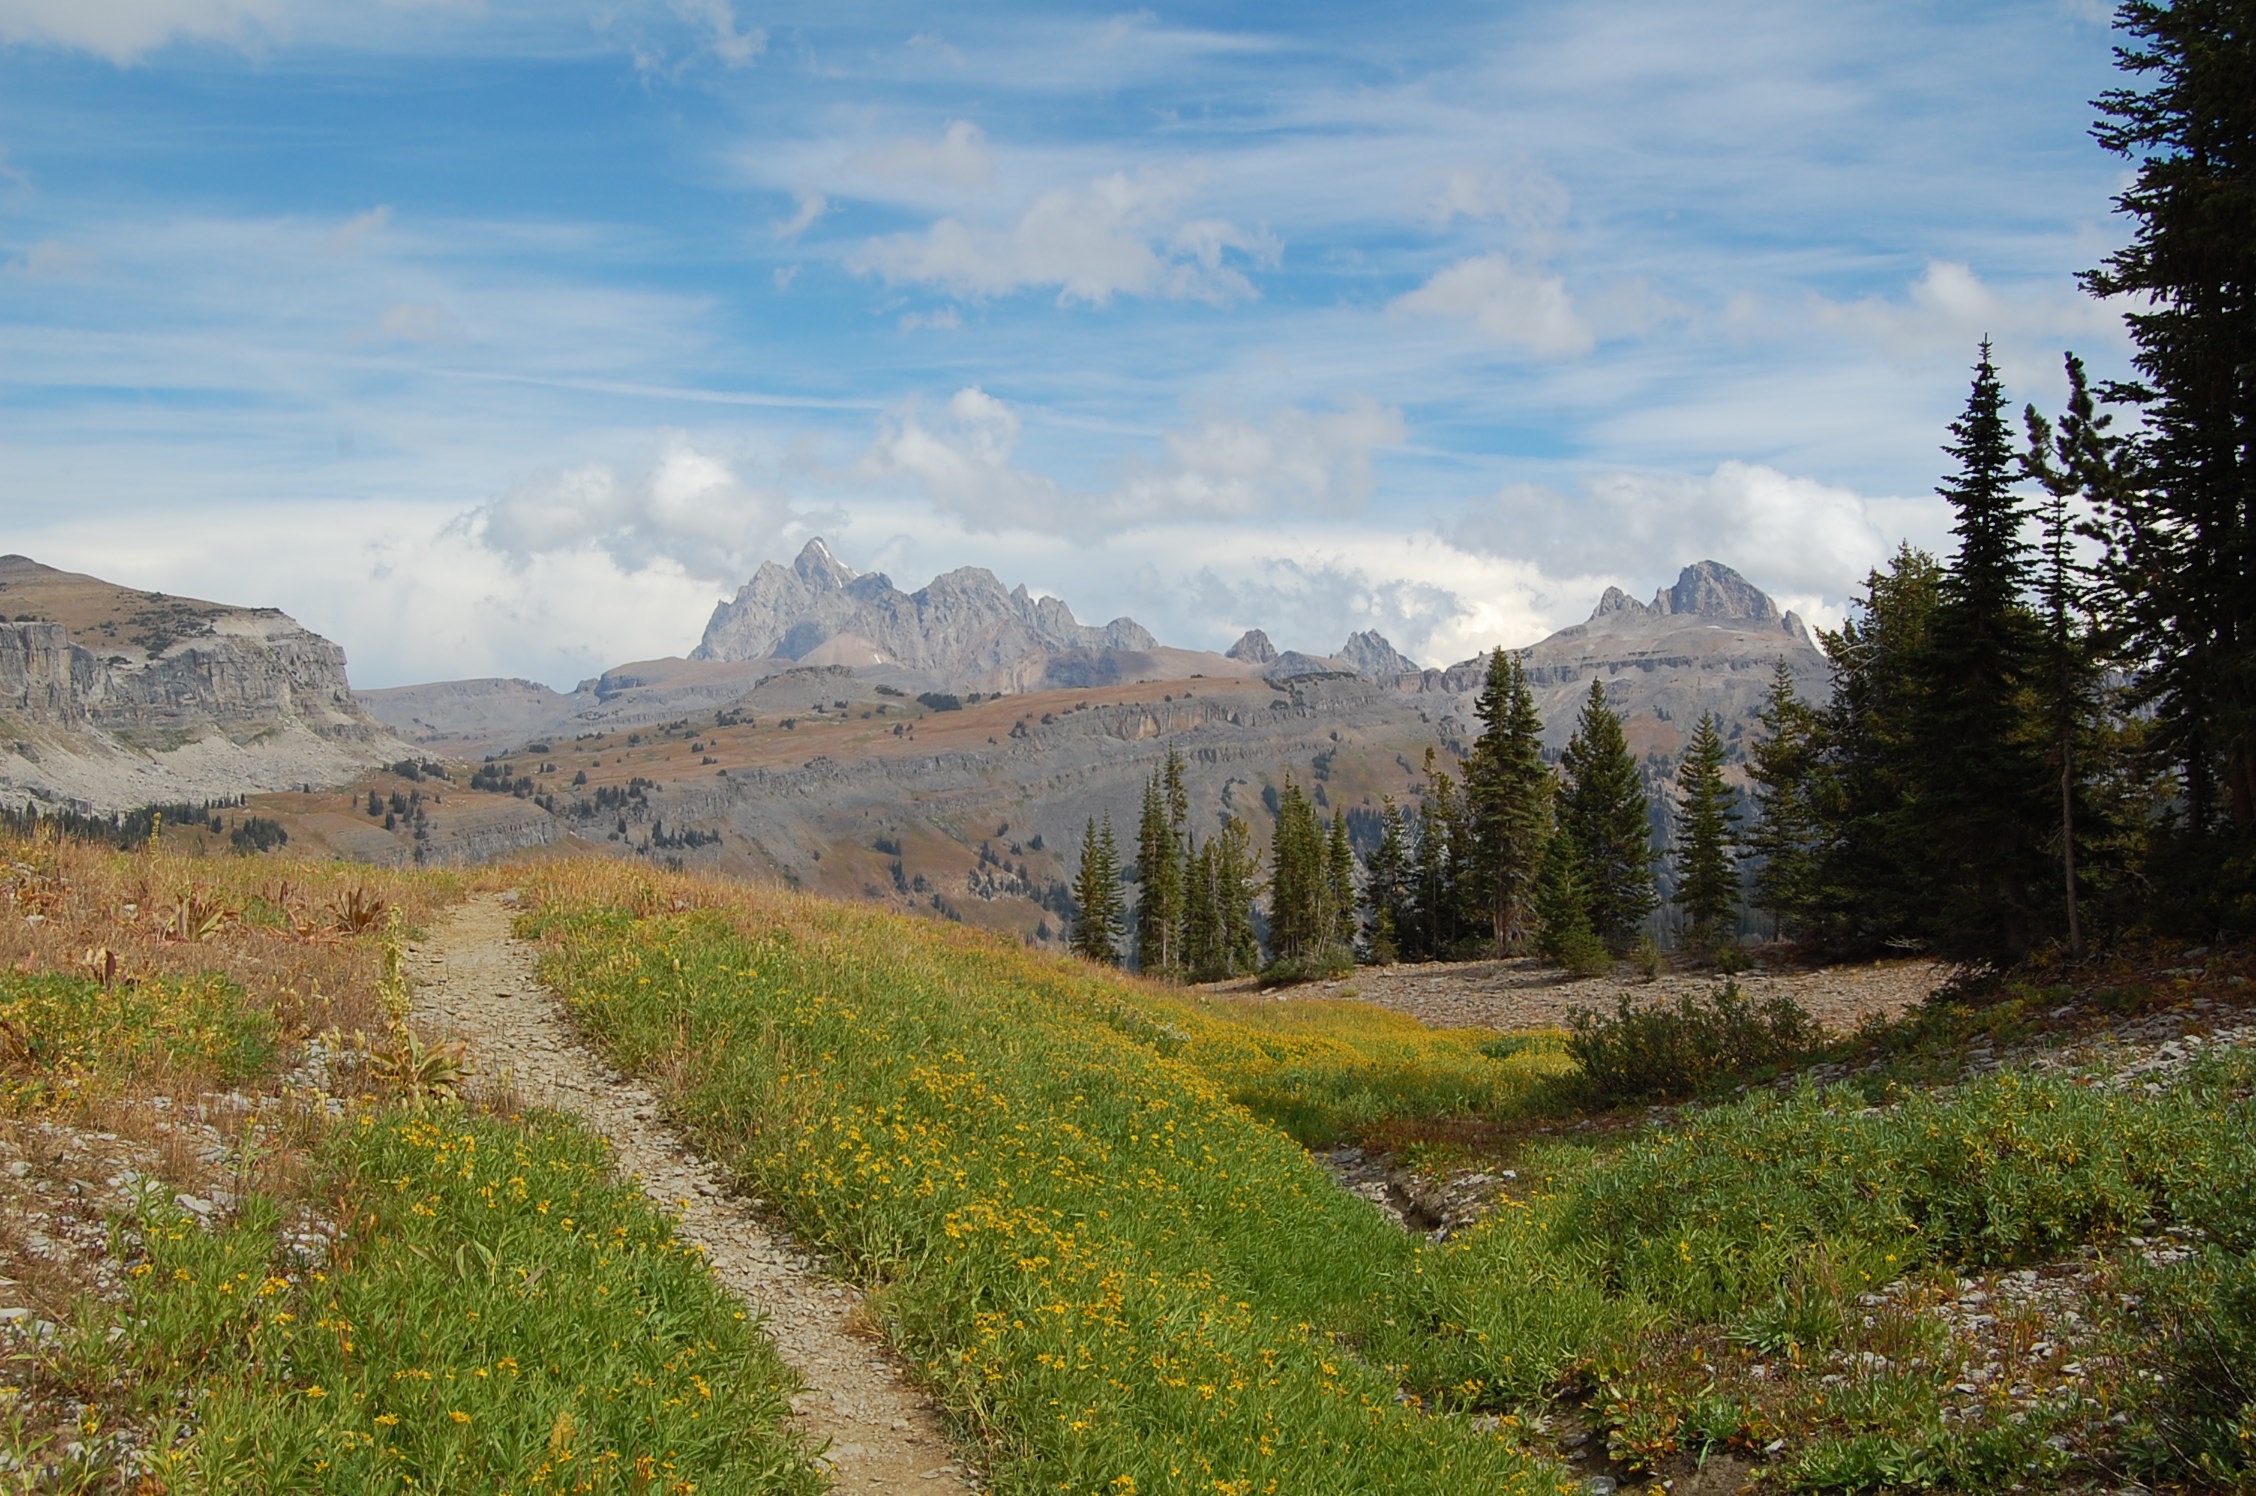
(2085, 1, 2256, 846)
(1069, 814, 1124, 965)
(1745, 660, 1823, 940)
(1557, 677, 1655, 948)
(1133, 750, 1189, 976)
(1267, 776, 1329, 963)
(1360, 797, 1413, 963)
(2024, 354, 2117, 956)
(1463, 648, 1552, 954)
(1324, 813, 1357, 950)
(1914, 342, 2049, 957)
(1672, 712, 1740, 953)
(1533, 826, 1599, 965)
(1409, 749, 1465, 960)
(1812, 545, 1944, 947)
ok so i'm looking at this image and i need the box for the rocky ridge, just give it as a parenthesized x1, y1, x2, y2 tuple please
(694, 538, 1159, 684)
(0, 557, 404, 813)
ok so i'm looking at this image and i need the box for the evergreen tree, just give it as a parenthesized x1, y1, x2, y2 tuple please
(1557, 677, 1656, 948)
(1209, 816, 1261, 977)
(1360, 798, 1413, 963)
(1133, 751, 1189, 976)
(1533, 826, 1599, 965)
(1463, 648, 1552, 954)
(1745, 660, 1823, 940)
(2024, 354, 2118, 956)
(1811, 545, 1944, 948)
(1069, 814, 1124, 965)
(1672, 712, 1740, 953)
(1267, 775, 1329, 963)
(1324, 813, 1357, 950)
(2085, 1, 2256, 846)
(1913, 342, 2050, 957)
(1408, 749, 1467, 960)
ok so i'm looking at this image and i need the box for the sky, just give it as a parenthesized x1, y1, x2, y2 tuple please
(0, 0, 2139, 689)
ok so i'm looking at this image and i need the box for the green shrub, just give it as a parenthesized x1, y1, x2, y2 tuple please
(1553, 924, 1613, 978)
(1258, 944, 1355, 987)
(1631, 934, 1665, 980)
(1565, 981, 1817, 1102)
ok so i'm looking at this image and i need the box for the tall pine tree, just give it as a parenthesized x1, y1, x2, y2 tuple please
(1360, 797, 1413, 963)
(1672, 712, 1740, 953)
(1745, 659, 1823, 941)
(1913, 342, 2049, 957)
(1070, 814, 1124, 964)
(1557, 677, 1656, 949)
(2024, 354, 2117, 956)
(2085, 1, 2256, 849)
(1134, 750, 1189, 976)
(1267, 775, 1330, 964)
(1464, 648, 1553, 954)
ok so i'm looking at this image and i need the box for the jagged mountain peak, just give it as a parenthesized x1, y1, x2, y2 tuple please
(1225, 629, 1278, 665)
(1338, 630, 1421, 677)
(792, 536, 857, 591)
(694, 542, 1156, 685)
(1587, 561, 1784, 624)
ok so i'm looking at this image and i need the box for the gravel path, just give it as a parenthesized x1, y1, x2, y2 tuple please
(1220, 955, 1950, 1035)
(408, 893, 978, 1496)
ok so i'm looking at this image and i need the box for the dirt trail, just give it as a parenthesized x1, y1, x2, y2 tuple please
(407, 893, 979, 1495)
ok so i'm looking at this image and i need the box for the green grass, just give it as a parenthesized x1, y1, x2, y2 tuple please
(520, 865, 1567, 1496)
(0, 970, 278, 1107)
(513, 859, 2256, 1493)
(99, 1105, 820, 1494)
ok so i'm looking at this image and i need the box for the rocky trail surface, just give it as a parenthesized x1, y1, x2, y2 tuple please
(1271, 954, 1949, 1034)
(407, 894, 979, 1495)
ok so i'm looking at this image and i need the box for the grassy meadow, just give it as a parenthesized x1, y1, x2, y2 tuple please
(0, 830, 821, 1493)
(10, 828, 2256, 1493)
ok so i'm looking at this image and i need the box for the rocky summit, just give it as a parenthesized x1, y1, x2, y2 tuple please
(693, 538, 1158, 688)
(0, 556, 404, 813)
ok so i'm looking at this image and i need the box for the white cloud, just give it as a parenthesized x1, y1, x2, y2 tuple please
(772, 190, 828, 244)
(0, 0, 290, 63)
(475, 432, 805, 584)
(1450, 460, 1923, 622)
(373, 300, 464, 344)
(1419, 161, 1569, 249)
(1394, 253, 1594, 358)
(672, 0, 762, 66)
(847, 120, 994, 192)
(899, 307, 961, 332)
(5, 238, 98, 279)
(321, 205, 391, 257)
(854, 387, 1403, 536)
(1811, 260, 2130, 383)
(852, 169, 1277, 306)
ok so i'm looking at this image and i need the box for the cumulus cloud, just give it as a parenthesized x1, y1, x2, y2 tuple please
(0, 0, 296, 63)
(847, 120, 994, 192)
(1450, 460, 1915, 620)
(1394, 252, 1594, 357)
(854, 388, 1404, 536)
(852, 169, 1277, 306)
(1812, 259, 2131, 382)
(475, 432, 805, 584)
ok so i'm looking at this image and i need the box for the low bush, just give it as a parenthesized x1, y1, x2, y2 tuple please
(1257, 945, 1355, 988)
(1566, 980, 1817, 1102)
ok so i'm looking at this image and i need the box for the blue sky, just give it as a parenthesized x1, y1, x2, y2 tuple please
(0, 0, 2134, 688)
